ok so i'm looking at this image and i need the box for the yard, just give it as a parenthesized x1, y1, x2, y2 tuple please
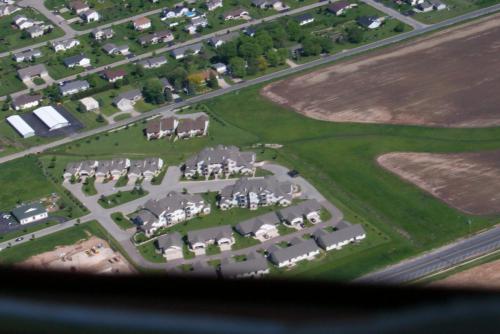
(111, 212, 135, 230)
(98, 188, 149, 209)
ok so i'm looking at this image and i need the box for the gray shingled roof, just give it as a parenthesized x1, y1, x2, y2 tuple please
(313, 224, 365, 248)
(59, 80, 90, 94)
(235, 212, 279, 235)
(156, 232, 183, 250)
(278, 199, 322, 222)
(129, 158, 162, 176)
(143, 191, 204, 217)
(219, 252, 269, 278)
(219, 176, 293, 200)
(176, 115, 208, 133)
(187, 225, 233, 244)
(63, 53, 88, 67)
(170, 42, 203, 57)
(185, 145, 254, 170)
(268, 239, 320, 264)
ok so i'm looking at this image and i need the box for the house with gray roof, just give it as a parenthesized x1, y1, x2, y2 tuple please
(134, 191, 210, 237)
(12, 93, 42, 111)
(183, 145, 255, 179)
(112, 89, 143, 111)
(278, 199, 322, 229)
(138, 30, 174, 46)
(268, 238, 320, 268)
(94, 158, 130, 182)
(155, 232, 184, 260)
(313, 224, 366, 251)
(176, 115, 209, 139)
(219, 252, 270, 279)
(52, 38, 80, 52)
(91, 27, 114, 40)
(11, 203, 48, 225)
(59, 80, 90, 96)
(63, 54, 90, 68)
(235, 212, 279, 240)
(13, 48, 42, 63)
(17, 64, 48, 82)
(187, 225, 234, 254)
(218, 176, 297, 211)
(137, 56, 168, 69)
(63, 160, 98, 181)
(170, 43, 203, 59)
(128, 158, 164, 182)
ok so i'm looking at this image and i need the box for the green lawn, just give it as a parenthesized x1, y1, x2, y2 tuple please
(111, 212, 135, 230)
(0, 220, 107, 264)
(82, 177, 97, 196)
(137, 239, 166, 263)
(98, 188, 149, 209)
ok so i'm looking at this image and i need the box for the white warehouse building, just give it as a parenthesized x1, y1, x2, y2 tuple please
(6, 115, 35, 138)
(33, 106, 70, 131)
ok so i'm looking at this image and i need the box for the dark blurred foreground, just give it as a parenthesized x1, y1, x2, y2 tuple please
(0, 267, 499, 334)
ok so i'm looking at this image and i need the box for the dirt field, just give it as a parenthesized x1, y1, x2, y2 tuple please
(431, 258, 500, 289)
(377, 151, 500, 215)
(19, 237, 136, 275)
(262, 14, 500, 127)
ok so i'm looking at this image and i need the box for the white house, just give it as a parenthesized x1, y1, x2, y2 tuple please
(11, 203, 48, 225)
(52, 38, 80, 52)
(133, 17, 151, 31)
(80, 9, 99, 23)
(313, 224, 366, 251)
(187, 225, 234, 255)
(268, 238, 320, 268)
(235, 212, 279, 241)
(278, 199, 323, 229)
(79, 97, 99, 112)
(156, 232, 184, 260)
(219, 252, 270, 279)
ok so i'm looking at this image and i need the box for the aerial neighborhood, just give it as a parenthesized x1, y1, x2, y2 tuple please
(6, 0, 493, 288)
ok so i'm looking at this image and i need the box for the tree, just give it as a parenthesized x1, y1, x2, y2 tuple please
(164, 89, 173, 102)
(134, 64, 145, 77)
(318, 36, 334, 54)
(301, 37, 322, 56)
(286, 20, 302, 41)
(238, 40, 263, 60)
(266, 49, 281, 67)
(96, 113, 105, 123)
(142, 78, 165, 104)
(255, 31, 273, 52)
(394, 22, 405, 33)
(207, 72, 219, 89)
(347, 27, 364, 44)
(229, 57, 246, 78)
(268, 24, 288, 48)
(256, 55, 268, 71)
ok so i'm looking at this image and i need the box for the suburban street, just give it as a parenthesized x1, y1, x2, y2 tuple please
(2, 1, 500, 279)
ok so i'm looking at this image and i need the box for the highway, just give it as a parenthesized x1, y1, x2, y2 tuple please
(357, 226, 500, 284)
(1, 2, 500, 277)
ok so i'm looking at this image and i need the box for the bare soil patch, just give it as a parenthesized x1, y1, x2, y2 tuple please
(19, 236, 136, 275)
(377, 151, 500, 215)
(431, 258, 500, 289)
(262, 14, 500, 127)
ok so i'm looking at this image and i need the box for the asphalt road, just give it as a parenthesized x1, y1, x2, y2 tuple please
(357, 226, 500, 284)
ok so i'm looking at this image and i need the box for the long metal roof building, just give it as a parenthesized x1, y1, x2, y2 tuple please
(6, 115, 35, 138)
(33, 106, 70, 131)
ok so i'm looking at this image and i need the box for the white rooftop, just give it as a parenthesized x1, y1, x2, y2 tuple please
(33, 106, 70, 131)
(79, 97, 99, 110)
(6, 115, 35, 138)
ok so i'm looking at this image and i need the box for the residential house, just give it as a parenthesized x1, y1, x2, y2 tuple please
(429, 0, 447, 10)
(13, 48, 42, 62)
(137, 55, 168, 68)
(102, 43, 130, 55)
(243, 27, 256, 37)
(155, 232, 184, 260)
(63, 160, 98, 180)
(313, 224, 366, 251)
(212, 62, 227, 75)
(91, 27, 114, 40)
(327, 1, 356, 15)
(128, 157, 164, 182)
(187, 225, 234, 254)
(59, 80, 90, 96)
(27, 25, 48, 38)
(112, 89, 142, 111)
(161, 6, 190, 20)
(133, 17, 151, 31)
(207, 0, 223, 11)
(170, 43, 202, 59)
(134, 191, 210, 236)
(12, 94, 42, 111)
(295, 13, 314, 26)
(357, 16, 382, 29)
(268, 237, 320, 268)
(208, 32, 238, 47)
(11, 203, 48, 225)
(218, 176, 296, 210)
(183, 145, 255, 179)
(222, 7, 249, 20)
(94, 158, 130, 182)
(52, 38, 80, 52)
(235, 212, 280, 240)
(101, 69, 126, 83)
(63, 54, 91, 68)
(185, 16, 208, 34)
(417, 1, 433, 11)
(78, 97, 99, 112)
(70, 0, 89, 14)
(80, 9, 100, 23)
(0, 4, 19, 17)
(251, 0, 286, 10)
(176, 115, 209, 139)
(404, 0, 424, 5)
(17, 64, 48, 82)
(145, 116, 178, 140)
(13, 15, 34, 29)
(219, 252, 270, 279)
(138, 30, 174, 46)
(278, 199, 323, 229)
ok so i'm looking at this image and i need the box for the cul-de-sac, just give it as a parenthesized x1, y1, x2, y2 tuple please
(1, 0, 500, 286)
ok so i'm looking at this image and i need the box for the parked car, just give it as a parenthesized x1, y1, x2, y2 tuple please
(15, 237, 24, 242)
(288, 170, 300, 178)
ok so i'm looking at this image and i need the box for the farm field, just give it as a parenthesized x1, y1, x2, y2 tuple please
(262, 14, 500, 128)
(378, 151, 500, 216)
